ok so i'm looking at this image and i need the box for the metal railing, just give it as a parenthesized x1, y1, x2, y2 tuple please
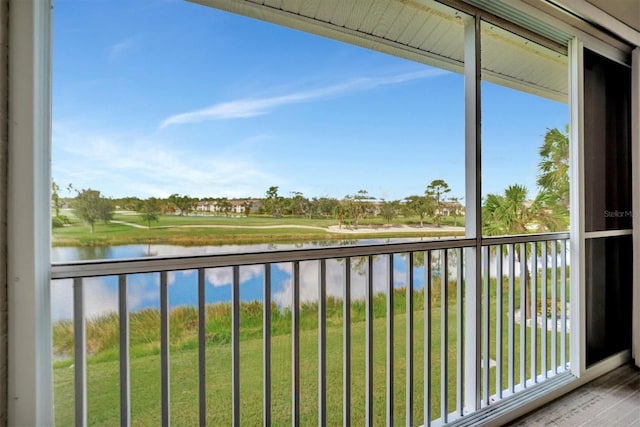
(51, 233, 570, 426)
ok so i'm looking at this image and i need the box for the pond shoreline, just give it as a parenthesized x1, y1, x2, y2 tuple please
(52, 220, 465, 248)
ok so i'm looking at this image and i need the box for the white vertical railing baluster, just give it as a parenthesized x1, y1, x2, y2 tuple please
(119, 275, 131, 427)
(530, 243, 538, 384)
(482, 246, 489, 406)
(541, 243, 548, 379)
(520, 243, 527, 390)
(198, 269, 206, 427)
(343, 258, 352, 427)
(406, 253, 414, 426)
(263, 264, 272, 426)
(496, 246, 503, 399)
(160, 271, 170, 427)
(292, 262, 300, 427)
(424, 251, 432, 426)
(366, 256, 374, 427)
(73, 277, 87, 427)
(551, 242, 558, 375)
(456, 247, 464, 417)
(561, 240, 568, 371)
(319, 259, 327, 427)
(508, 244, 515, 395)
(232, 266, 241, 426)
(386, 254, 394, 426)
(441, 249, 449, 423)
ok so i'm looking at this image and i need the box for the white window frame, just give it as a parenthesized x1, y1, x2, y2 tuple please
(7, 0, 53, 425)
(6, 0, 636, 424)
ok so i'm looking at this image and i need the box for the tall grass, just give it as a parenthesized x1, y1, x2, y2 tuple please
(52, 285, 447, 363)
(52, 273, 569, 425)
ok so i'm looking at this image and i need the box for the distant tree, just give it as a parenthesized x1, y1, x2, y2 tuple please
(333, 204, 346, 228)
(404, 195, 434, 227)
(264, 186, 284, 218)
(168, 193, 180, 214)
(289, 191, 309, 217)
(307, 197, 320, 218)
(216, 197, 232, 217)
(449, 196, 464, 227)
(379, 200, 400, 225)
(51, 180, 61, 217)
(137, 197, 161, 228)
(73, 188, 114, 233)
(344, 189, 372, 229)
(242, 200, 252, 217)
(315, 197, 339, 219)
(426, 179, 451, 227)
(168, 193, 196, 216)
(116, 196, 142, 211)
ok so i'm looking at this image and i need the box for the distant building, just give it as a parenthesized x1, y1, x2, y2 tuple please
(196, 199, 261, 214)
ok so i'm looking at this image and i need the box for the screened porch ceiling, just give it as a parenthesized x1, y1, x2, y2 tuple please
(189, 0, 568, 103)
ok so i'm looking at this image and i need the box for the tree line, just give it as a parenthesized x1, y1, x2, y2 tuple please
(52, 179, 463, 232)
(53, 126, 568, 234)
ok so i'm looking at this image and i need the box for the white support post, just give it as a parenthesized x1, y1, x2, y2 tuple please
(631, 47, 640, 368)
(569, 38, 586, 377)
(463, 15, 482, 413)
(7, 0, 53, 425)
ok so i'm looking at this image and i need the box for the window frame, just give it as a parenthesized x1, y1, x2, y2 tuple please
(6, 0, 637, 424)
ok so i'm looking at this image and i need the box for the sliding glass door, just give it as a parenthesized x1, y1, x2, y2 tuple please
(583, 48, 632, 367)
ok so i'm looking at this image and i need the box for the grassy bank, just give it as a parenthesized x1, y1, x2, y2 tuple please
(53, 278, 568, 426)
(54, 288, 452, 426)
(52, 211, 465, 247)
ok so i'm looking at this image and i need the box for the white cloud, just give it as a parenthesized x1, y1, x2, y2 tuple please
(167, 269, 196, 286)
(52, 121, 277, 198)
(205, 265, 263, 287)
(272, 257, 396, 307)
(159, 69, 446, 129)
(51, 276, 156, 321)
(109, 38, 135, 59)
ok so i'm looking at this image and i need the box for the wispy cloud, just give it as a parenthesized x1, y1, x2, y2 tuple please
(109, 38, 135, 59)
(52, 122, 278, 198)
(159, 69, 446, 129)
(51, 277, 154, 321)
(206, 265, 263, 287)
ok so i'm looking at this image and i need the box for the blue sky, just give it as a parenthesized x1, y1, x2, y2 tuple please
(52, 0, 568, 203)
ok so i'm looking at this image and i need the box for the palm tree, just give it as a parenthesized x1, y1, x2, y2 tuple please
(537, 126, 569, 211)
(483, 184, 562, 319)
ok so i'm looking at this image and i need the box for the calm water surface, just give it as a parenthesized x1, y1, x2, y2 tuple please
(51, 239, 434, 320)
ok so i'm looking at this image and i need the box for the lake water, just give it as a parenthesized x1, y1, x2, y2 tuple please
(51, 239, 541, 321)
(51, 239, 435, 321)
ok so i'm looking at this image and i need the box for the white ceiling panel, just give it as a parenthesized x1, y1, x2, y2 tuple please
(190, 0, 568, 101)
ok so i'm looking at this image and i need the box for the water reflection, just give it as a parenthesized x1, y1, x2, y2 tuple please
(50, 244, 435, 321)
(51, 238, 427, 263)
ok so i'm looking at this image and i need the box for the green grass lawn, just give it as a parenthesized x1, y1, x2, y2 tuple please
(53, 275, 568, 426)
(52, 210, 465, 247)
